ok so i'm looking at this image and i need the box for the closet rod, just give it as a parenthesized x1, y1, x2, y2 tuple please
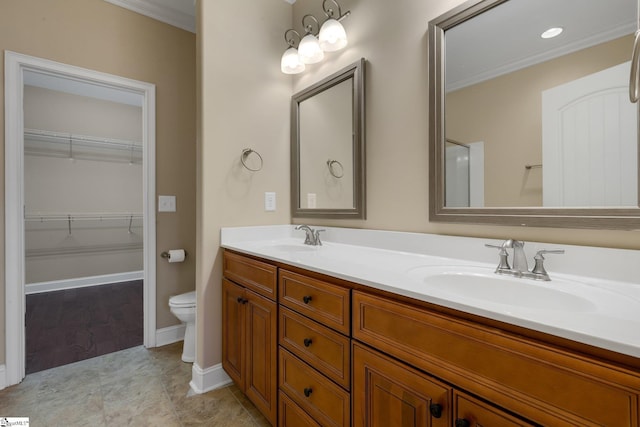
(24, 212, 143, 222)
(24, 128, 142, 152)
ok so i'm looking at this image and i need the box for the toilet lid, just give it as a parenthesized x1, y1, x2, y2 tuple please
(169, 291, 196, 307)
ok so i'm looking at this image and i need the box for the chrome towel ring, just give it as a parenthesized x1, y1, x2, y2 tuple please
(327, 159, 344, 178)
(241, 148, 263, 171)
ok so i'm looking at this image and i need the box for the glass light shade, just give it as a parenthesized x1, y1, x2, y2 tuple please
(319, 18, 348, 52)
(281, 47, 305, 74)
(298, 34, 324, 64)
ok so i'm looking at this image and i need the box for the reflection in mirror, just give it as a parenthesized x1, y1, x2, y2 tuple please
(428, 0, 640, 229)
(292, 58, 365, 219)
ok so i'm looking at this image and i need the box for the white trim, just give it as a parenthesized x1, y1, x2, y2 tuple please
(4, 51, 157, 387)
(189, 362, 232, 395)
(155, 324, 186, 347)
(103, 0, 195, 33)
(25, 271, 144, 295)
(0, 364, 6, 390)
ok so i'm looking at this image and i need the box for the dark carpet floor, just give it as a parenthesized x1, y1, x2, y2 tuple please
(25, 280, 143, 374)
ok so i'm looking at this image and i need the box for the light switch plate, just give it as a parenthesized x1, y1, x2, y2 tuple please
(158, 195, 176, 212)
(265, 192, 276, 211)
(307, 193, 317, 208)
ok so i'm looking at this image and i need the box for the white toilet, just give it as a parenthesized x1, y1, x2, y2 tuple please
(169, 291, 196, 363)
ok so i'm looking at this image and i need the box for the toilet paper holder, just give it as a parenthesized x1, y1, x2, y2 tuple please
(161, 250, 188, 259)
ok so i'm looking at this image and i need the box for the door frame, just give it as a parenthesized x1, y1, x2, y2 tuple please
(4, 51, 157, 386)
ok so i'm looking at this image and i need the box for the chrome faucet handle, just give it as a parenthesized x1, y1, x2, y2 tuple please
(485, 243, 510, 271)
(313, 229, 325, 246)
(530, 249, 565, 280)
(295, 224, 315, 245)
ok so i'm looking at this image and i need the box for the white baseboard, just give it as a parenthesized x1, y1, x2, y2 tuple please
(189, 362, 232, 395)
(155, 324, 186, 347)
(26, 271, 144, 295)
(0, 364, 6, 391)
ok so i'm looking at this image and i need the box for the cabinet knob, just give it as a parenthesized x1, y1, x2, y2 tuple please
(302, 295, 313, 304)
(455, 419, 471, 427)
(236, 297, 248, 304)
(429, 403, 443, 418)
(303, 387, 313, 397)
(303, 338, 313, 347)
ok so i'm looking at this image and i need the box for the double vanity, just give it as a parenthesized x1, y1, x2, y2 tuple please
(221, 225, 640, 426)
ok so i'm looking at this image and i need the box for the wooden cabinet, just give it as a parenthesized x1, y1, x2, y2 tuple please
(221, 250, 640, 427)
(278, 269, 352, 426)
(222, 252, 278, 426)
(352, 342, 451, 427)
(352, 290, 640, 426)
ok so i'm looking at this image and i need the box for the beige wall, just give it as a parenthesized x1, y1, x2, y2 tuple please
(447, 35, 632, 207)
(196, 1, 292, 368)
(289, 0, 639, 250)
(0, 0, 196, 365)
(195, 0, 640, 373)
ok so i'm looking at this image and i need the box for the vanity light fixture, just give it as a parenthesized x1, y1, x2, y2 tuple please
(541, 27, 563, 39)
(319, 0, 350, 52)
(280, 0, 351, 74)
(281, 29, 305, 74)
(298, 15, 324, 64)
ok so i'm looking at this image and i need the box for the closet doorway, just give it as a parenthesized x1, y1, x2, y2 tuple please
(5, 52, 157, 386)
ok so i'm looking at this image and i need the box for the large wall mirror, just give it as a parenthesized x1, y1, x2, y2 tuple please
(292, 58, 366, 219)
(429, 0, 640, 229)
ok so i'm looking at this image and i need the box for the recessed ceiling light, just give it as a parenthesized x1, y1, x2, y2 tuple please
(541, 27, 563, 39)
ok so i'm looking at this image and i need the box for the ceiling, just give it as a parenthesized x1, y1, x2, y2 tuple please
(445, 0, 636, 91)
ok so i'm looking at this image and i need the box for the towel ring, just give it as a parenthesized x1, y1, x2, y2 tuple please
(327, 159, 344, 178)
(241, 148, 263, 172)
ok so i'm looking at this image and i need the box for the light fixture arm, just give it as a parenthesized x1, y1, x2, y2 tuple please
(302, 14, 320, 35)
(322, 0, 350, 21)
(284, 29, 302, 48)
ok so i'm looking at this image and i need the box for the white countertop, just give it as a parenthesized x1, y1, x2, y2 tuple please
(221, 225, 640, 358)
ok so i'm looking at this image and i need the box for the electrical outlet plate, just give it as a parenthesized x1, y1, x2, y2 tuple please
(158, 195, 176, 212)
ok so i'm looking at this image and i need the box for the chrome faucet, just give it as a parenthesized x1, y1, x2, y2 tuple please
(295, 225, 325, 246)
(486, 239, 564, 281)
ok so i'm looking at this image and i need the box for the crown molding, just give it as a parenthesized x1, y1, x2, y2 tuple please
(104, 0, 195, 33)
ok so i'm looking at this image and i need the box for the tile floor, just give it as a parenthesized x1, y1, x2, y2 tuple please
(0, 342, 270, 426)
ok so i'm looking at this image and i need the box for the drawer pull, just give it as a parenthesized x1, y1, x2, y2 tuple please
(303, 338, 313, 347)
(429, 403, 443, 418)
(303, 387, 313, 397)
(236, 297, 248, 304)
(302, 295, 313, 304)
(455, 419, 470, 427)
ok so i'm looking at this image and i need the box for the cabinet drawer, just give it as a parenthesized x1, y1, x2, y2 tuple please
(223, 251, 277, 300)
(280, 306, 351, 390)
(353, 290, 640, 426)
(279, 391, 321, 427)
(279, 269, 350, 335)
(279, 349, 350, 427)
(454, 391, 535, 426)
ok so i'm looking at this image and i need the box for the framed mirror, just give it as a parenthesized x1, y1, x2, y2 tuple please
(291, 58, 366, 219)
(428, 0, 640, 229)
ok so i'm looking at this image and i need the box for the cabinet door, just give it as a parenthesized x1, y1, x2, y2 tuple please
(453, 391, 535, 426)
(245, 289, 278, 426)
(222, 278, 245, 387)
(352, 343, 451, 427)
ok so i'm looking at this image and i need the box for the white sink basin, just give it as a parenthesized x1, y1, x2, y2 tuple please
(406, 266, 597, 312)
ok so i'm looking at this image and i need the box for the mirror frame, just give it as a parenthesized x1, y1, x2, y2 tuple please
(291, 58, 366, 219)
(428, 0, 640, 230)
